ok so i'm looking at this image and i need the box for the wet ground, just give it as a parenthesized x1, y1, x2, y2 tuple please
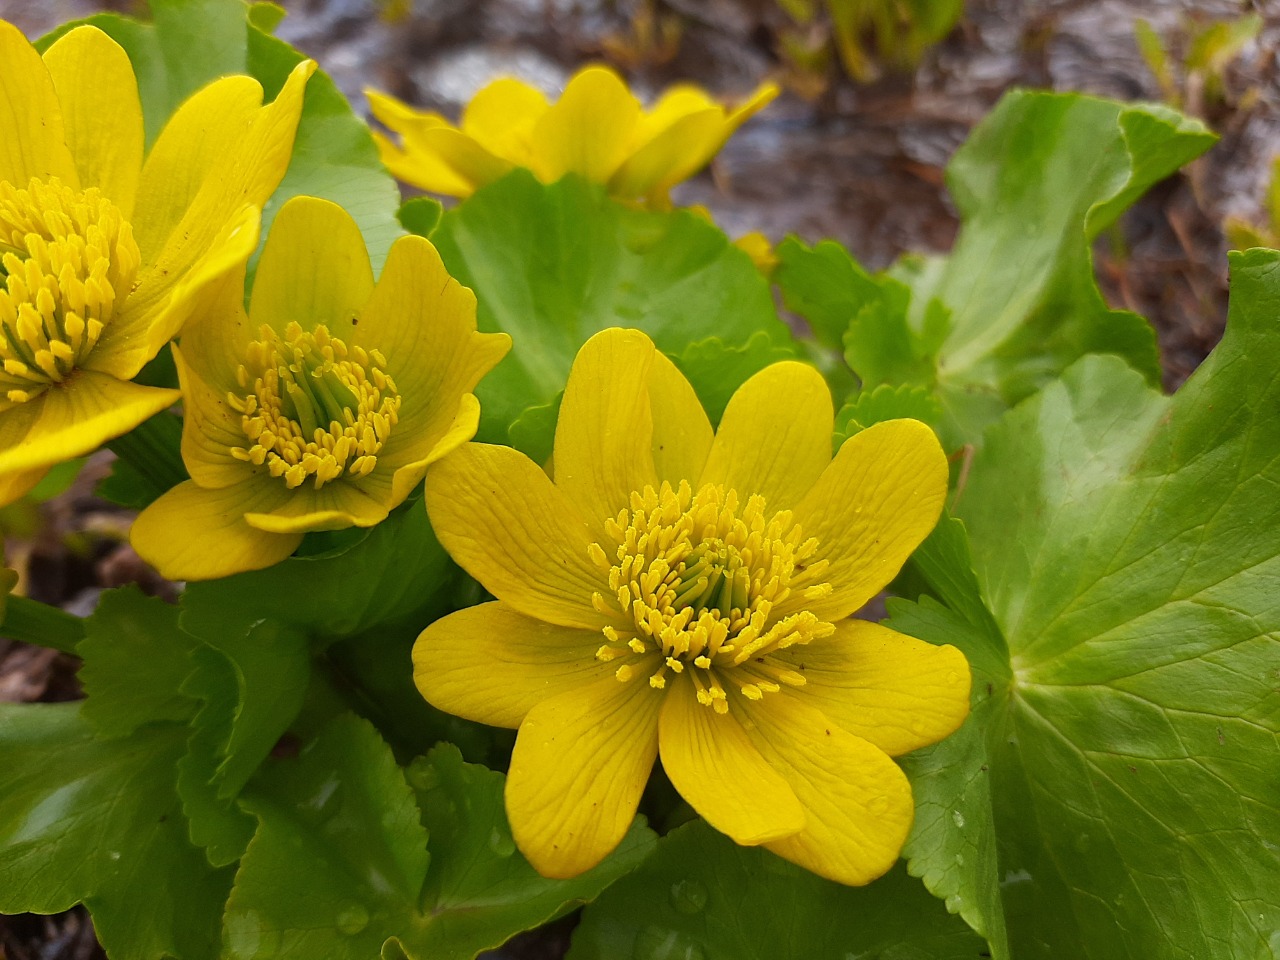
(1, 0, 1276, 957)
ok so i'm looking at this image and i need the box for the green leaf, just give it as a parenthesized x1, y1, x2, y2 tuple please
(889, 519, 1011, 958)
(925, 91, 1214, 443)
(0, 702, 232, 960)
(409, 744, 655, 957)
(398, 196, 444, 238)
(225, 715, 431, 959)
(42, 0, 402, 271)
(432, 171, 795, 454)
(834, 383, 943, 446)
(180, 496, 454, 646)
(776, 93, 1217, 449)
(568, 819, 989, 960)
(78, 586, 199, 739)
(890, 249, 1280, 958)
(226, 718, 654, 959)
(176, 647, 261, 867)
(180, 617, 312, 798)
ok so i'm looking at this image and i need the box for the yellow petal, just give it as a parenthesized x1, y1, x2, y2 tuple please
(608, 108, 723, 200)
(530, 66, 641, 183)
(41, 26, 143, 217)
(506, 672, 661, 878)
(131, 479, 300, 581)
(659, 676, 804, 845)
(0, 465, 48, 508)
(364, 91, 476, 198)
(169, 258, 254, 397)
(0, 373, 179, 474)
(370, 392, 482, 509)
(787, 419, 948, 622)
(131, 75, 266, 261)
(371, 128, 474, 197)
(424, 443, 606, 631)
(352, 233, 509, 459)
(172, 343, 250, 490)
(648, 348, 713, 488)
(553, 328, 659, 532)
(248, 196, 374, 334)
(699, 361, 833, 512)
(778, 620, 970, 756)
(744, 691, 914, 886)
(412, 126, 515, 192)
(126, 61, 314, 341)
(87, 203, 261, 381)
(460, 76, 550, 163)
(414, 601, 609, 728)
(0, 20, 77, 186)
(243, 481, 388, 534)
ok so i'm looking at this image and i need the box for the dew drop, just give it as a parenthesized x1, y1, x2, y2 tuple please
(951, 810, 966, 829)
(868, 795, 890, 815)
(954, 853, 965, 866)
(668, 879, 708, 915)
(488, 825, 516, 858)
(632, 925, 707, 960)
(336, 903, 369, 936)
(405, 757, 440, 792)
(225, 909, 280, 959)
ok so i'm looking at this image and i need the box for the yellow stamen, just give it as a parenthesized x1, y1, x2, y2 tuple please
(0, 178, 138, 402)
(227, 322, 402, 490)
(593, 480, 834, 713)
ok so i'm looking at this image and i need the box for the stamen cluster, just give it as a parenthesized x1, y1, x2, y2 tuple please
(227, 322, 401, 489)
(0, 177, 139, 403)
(590, 480, 836, 713)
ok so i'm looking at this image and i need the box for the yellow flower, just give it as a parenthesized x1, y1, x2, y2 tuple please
(0, 21, 314, 505)
(414, 328, 971, 885)
(367, 65, 777, 206)
(130, 197, 509, 581)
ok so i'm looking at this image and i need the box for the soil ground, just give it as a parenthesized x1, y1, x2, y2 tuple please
(0, 0, 1276, 957)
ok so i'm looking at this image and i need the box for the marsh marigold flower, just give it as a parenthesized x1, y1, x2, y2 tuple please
(414, 328, 971, 885)
(0, 21, 314, 504)
(130, 197, 509, 581)
(367, 65, 777, 206)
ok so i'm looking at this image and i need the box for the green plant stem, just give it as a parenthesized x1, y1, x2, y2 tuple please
(106, 412, 187, 496)
(1, 595, 85, 654)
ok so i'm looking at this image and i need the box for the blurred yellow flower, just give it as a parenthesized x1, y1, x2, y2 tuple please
(0, 21, 314, 505)
(130, 197, 509, 581)
(367, 65, 777, 206)
(414, 328, 970, 885)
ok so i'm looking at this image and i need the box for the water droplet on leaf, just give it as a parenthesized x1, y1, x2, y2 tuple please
(668, 879, 708, 914)
(488, 825, 516, 858)
(336, 903, 370, 936)
(951, 810, 965, 828)
(225, 909, 280, 959)
(632, 925, 707, 960)
(405, 757, 440, 792)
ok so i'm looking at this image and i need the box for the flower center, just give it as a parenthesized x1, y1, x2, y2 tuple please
(227, 322, 402, 490)
(589, 481, 836, 713)
(0, 177, 139, 404)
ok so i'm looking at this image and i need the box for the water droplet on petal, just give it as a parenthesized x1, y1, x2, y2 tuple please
(632, 925, 708, 960)
(868, 795, 890, 815)
(225, 909, 280, 959)
(336, 903, 370, 936)
(951, 810, 965, 828)
(488, 825, 516, 858)
(668, 879, 708, 914)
